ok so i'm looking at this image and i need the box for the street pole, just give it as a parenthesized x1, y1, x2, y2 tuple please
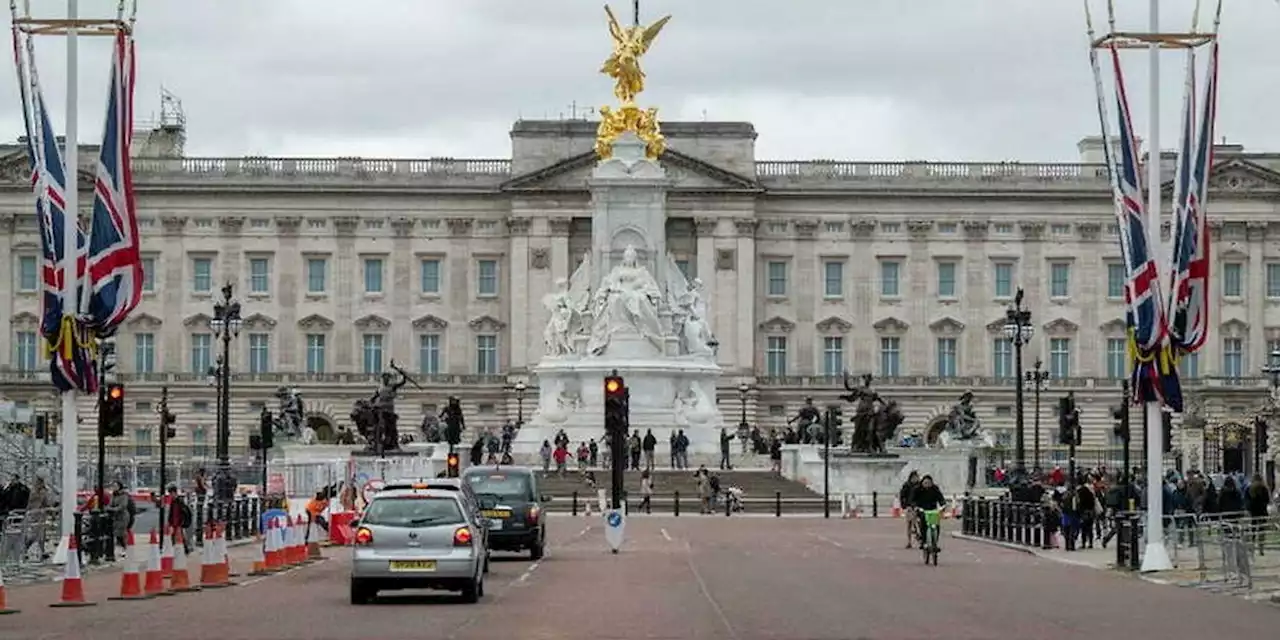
(1121, 379, 1131, 487)
(1140, 0, 1172, 572)
(1013, 331, 1026, 476)
(822, 408, 831, 519)
(158, 385, 169, 551)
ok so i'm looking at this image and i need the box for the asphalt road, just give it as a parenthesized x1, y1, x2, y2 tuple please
(3, 516, 1277, 639)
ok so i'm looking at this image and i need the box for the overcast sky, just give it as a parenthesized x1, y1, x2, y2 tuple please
(1, 0, 1275, 162)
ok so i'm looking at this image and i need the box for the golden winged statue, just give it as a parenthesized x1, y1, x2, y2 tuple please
(596, 5, 670, 161)
(600, 5, 671, 105)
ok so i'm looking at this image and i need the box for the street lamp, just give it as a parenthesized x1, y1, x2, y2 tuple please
(513, 381, 527, 427)
(209, 283, 242, 506)
(1002, 288, 1034, 477)
(737, 383, 750, 430)
(1025, 358, 1049, 472)
(1257, 348, 1280, 477)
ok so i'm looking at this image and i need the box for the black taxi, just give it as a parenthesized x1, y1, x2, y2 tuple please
(460, 465, 548, 559)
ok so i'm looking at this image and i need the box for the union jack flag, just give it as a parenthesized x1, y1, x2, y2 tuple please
(12, 29, 96, 393)
(1108, 47, 1180, 410)
(83, 31, 143, 332)
(1168, 41, 1217, 359)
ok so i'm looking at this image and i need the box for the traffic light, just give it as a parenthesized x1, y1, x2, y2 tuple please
(260, 409, 274, 450)
(1161, 411, 1173, 454)
(1111, 404, 1130, 442)
(1058, 395, 1079, 445)
(446, 452, 460, 478)
(160, 406, 177, 441)
(604, 374, 628, 435)
(99, 383, 125, 438)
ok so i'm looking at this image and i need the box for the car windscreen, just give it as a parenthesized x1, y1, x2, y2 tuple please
(464, 473, 534, 502)
(362, 497, 464, 527)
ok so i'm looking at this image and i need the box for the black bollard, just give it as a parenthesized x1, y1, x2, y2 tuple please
(725, 492, 731, 517)
(572, 491, 579, 516)
(673, 491, 680, 517)
(775, 491, 781, 517)
(872, 491, 879, 518)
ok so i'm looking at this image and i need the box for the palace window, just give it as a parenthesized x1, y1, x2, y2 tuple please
(1049, 338, 1071, 378)
(992, 339, 1013, 378)
(134, 333, 155, 374)
(14, 331, 37, 371)
(419, 334, 441, 375)
(823, 261, 843, 298)
(306, 258, 327, 294)
(880, 261, 901, 297)
(1107, 263, 1125, 299)
(476, 335, 499, 375)
(477, 259, 499, 296)
(765, 336, 787, 377)
(305, 334, 326, 374)
(936, 338, 958, 378)
(248, 333, 270, 374)
(190, 333, 212, 374)
(993, 263, 1013, 298)
(420, 259, 441, 294)
(141, 257, 156, 292)
(364, 258, 384, 294)
(1105, 338, 1126, 379)
(362, 334, 384, 375)
(1049, 262, 1071, 298)
(1222, 338, 1244, 378)
(937, 262, 957, 298)
(822, 337, 843, 376)
(879, 337, 901, 377)
(1267, 263, 1280, 298)
(192, 258, 213, 293)
(1223, 263, 1244, 298)
(249, 258, 270, 294)
(17, 255, 37, 291)
(766, 261, 787, 296)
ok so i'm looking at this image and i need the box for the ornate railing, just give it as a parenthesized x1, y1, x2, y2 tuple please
(0, 370, 511, 386)
(754, 160, 1111, 185)
(753, 375, 1270, 390)
(129, 156, 512, 183)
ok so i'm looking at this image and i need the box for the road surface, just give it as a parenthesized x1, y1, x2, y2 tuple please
(2, 516, 1276, 639)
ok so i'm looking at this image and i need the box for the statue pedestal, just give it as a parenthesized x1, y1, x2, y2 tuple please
(779, 445, 908, 501)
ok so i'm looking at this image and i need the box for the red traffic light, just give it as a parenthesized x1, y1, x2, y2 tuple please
(446, 453, 459, 468)
(107, 384, 123, 400)
(604, 376, 624, 396)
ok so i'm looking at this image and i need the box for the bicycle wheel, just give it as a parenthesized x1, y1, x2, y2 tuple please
(927, 527, 937, 565)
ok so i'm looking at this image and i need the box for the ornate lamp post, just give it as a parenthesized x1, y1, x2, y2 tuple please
(1025, 358, 1049, 472)
(1257, 348, 1280, 478)
(1002, 288, 1034, 476)
(209, 284, 242, 505)
(737, 383, 750, 430)
(514, 381, 527, 427)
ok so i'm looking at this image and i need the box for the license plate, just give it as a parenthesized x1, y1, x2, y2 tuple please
(488, 519, 503, 531)
(388, 560, 436, 572)
(482, 510, 511, 519)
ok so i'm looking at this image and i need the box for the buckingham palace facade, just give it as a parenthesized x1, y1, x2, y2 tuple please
(0, 118, 1277, 469)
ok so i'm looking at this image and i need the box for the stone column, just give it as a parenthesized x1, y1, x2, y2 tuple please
(446, 218, 474, 372)
(793, 220, 818, 375)
(1248, 222, 1266, 366)
(390, 218, 416, 359)
(333, 216, 358, 370)
(1075, 222, 1104, 376)
(549, 217, 572, 282)
(160, 216, 188, 372)
(694, 217, 719, 362)
(276, 217, 302, 370)
(0, 215, 15, 368)
(734, 219, 757, 374)
(850, 220, 877, 368)
(905, 220, 934, 373)
(507, 217, 533, 370)
(962, 220, 989, 376)
(1018, 222, 1046, 363)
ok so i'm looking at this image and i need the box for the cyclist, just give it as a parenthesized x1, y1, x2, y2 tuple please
(899, 471, 921, 548)
(911, 474, 947, 551)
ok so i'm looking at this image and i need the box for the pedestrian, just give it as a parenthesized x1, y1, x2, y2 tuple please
(539, 440, 553, 473)
(107, 483, 133, 551)
(1076, 480, 1097, 549)
(306, 490, 330, 533)
(719, 428, 733, 471)
(642, 429, 657, 472)
(166, 484, 193, 554)
(639, 470, 653, 514)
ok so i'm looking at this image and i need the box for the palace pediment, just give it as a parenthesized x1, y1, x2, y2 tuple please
(0, 147, 95, 187)
(501, 149, 761, 193)
(1162, 158, 1280, 197)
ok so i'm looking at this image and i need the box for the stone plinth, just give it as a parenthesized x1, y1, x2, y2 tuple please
(780, 444, 908, 499)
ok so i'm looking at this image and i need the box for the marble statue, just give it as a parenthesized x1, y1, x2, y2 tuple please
(663, 256, 715, 358)
(588, 245, 664, 355)
(542, 257, 594, 356)
(673, 382, 714, 426)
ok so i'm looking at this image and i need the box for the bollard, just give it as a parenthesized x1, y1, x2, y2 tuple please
(725, 492, 731, 517)
(622, 490, 629, 515)
(73, 512, 87, 567)
(1039, 506, 1051, 549)
(872, 491, 879, 518)
(673, 491, 680, 517)
(571, 491, 579, 517)
(775, 491, 781, 517)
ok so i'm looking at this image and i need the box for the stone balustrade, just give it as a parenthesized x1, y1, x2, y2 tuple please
(0, 369, 1268, 392)
(753, 160, 1111, 186)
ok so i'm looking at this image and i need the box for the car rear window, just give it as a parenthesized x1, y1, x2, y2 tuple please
(464, 473, 533, 501)
(363, 497, 464, 527)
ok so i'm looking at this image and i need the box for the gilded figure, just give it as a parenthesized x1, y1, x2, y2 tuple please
(600, 5, 671, 105)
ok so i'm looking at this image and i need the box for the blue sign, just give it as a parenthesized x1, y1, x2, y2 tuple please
(607, 511, 623, 528)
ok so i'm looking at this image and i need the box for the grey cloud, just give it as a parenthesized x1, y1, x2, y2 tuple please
(1, 0, 1275, 161)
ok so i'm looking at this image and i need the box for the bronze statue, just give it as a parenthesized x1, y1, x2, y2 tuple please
(842, 373, 901, 454)
(947, 390, 981, 440)
(787, 397, 822, 444)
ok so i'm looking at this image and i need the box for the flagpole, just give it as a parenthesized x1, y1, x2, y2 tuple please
(1141, 0, 1174, 572)
(55, 0, 81, 564)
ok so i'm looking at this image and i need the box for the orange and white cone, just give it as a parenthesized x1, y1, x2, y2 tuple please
(199, 524, 225, 589)
(107, 531, 149, 601)
(169, 528, 198, 593)
(264, 520, 283, 572)
(160, 527, 175, 579)
(49, 535, 96, 608)
(0, 562, 19, 614)
(215, 525, 235, 586)
(306, 516, 323, 560)
(891, 498, 902, 518)
(292, 516, 306, 565)
(143, 530, 170, 597)
(220, 524, 239, 578)
(249, 531, 268, 576)
(284, 518, 299, 566)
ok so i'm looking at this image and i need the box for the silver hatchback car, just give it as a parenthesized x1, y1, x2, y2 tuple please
(350, 487, 486, 604)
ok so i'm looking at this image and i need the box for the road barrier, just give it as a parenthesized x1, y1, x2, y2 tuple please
(958, 497, 1051, 550)
(556, 489, 973, 518)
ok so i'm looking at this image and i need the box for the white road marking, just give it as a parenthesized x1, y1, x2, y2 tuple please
(684, 541, 741, 640)
(811, 533, 844, 548)
(660, 528, 672, 542)
(517, 561, 541, 583)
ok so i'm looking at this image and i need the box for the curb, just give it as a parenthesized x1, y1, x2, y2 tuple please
(950, 533, 1117, 570)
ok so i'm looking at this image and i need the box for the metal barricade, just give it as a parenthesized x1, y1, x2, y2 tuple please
(1, 507, 58, 573)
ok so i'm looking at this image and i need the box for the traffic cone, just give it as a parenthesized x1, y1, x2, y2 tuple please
(107, 531, 150, 601)
(249, 532, 268, 576)
(284, 518, 299, 566)
(214, 525, 236, 586)
(264, 520, 283, 572)
(891, 498, 902, 518)
(199, 524, 226, 589)
(143, 530, 170, 597)
(221, 524, 240, 578)
(0, 562, 19, 614)
(306, 516, 323, 561)
(49, 535, 96, 608)
(160, 527, 174, 579)
(169, 528, 198, 593)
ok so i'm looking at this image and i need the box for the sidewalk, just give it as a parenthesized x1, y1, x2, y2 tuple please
(951, 532, 1115, 569)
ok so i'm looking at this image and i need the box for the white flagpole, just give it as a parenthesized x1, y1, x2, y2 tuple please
(1141, 0, 1174, 572)
(55, 0, 81, 565)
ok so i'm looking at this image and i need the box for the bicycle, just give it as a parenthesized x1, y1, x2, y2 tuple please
(920, 509, 942, 566)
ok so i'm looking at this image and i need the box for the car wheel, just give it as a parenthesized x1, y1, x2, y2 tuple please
(349, 579, 375, 605)
(460, 577, 481, 604)
(483, 552, 491, 574)
(530, 536, 545, 560)
(477, 572, 486, 598)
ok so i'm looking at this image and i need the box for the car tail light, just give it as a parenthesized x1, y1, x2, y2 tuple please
(453, 527, 473, 547)
(526, 506, 540, 525)
(354, 527, 374, 546)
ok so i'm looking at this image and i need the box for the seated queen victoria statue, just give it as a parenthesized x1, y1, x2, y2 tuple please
(587, 245, 664, 356)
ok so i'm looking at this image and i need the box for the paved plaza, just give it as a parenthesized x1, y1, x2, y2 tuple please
(2, 517, 1277, 639)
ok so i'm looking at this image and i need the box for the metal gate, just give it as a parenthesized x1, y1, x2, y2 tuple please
(1203, 421, 1251, 475)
